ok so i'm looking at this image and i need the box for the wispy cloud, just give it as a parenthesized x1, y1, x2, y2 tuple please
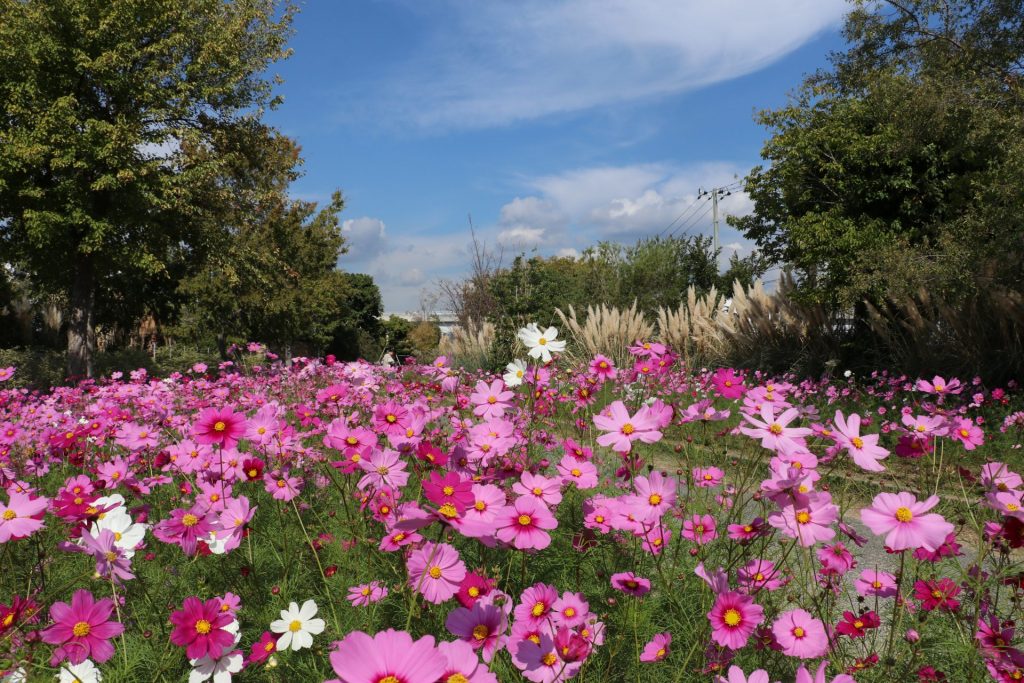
(344, 0, 847, 129)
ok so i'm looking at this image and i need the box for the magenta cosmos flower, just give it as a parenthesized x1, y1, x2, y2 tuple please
(437, 639, 499, 683)
(169, 596, 235, 660)
(832, 410, 889, 472)
(407, 541, 466, 604)
(593, 400, 663, 453)
(610, 572, 651, 597)
(445, 601, 507, 662)
(708, 592, 764, 650)
(327, 629, 447, 683)
(192, 406, 247, 448)
(495, 496, 557, 551)
(712, 368, 745, 399)
(772, 609, 828, 659)
(41, 589, 124, 665)
(860, 492, 955, 552)
(0, 490, 48, 542)
(423, 471, 474, 516)
(639, 632, 671, 662)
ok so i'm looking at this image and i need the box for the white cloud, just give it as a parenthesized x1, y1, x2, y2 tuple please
(341, 217, 387, 259)
(556, 247, 580, 259)
(355, 0, 847, 128)
(497, 226, 547, 246)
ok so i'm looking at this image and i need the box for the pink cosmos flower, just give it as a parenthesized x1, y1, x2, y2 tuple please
(693, 467, 725, 488)
(437, 639, 499, 683)
(980, 462, 1023, 492)
(445, 601, 508, 662)
(737, 559, 786, 592)
(832, 410, 889, 472)
(358, 449, 410, 491)
(913, 578, 961, 611)
(0, 490, 48, 542)
(639, 632, 671, 662)
(740, 404, 811, 452)
(513, 583, 558, 627)
(772, 609, 828, 659)
(682, 514, 717, 545)
(593, 400, 663, 453)
(513, 472, 563, 506)
(153, 502, 218, 556)
(80, 529, 134, 583)
(423, 471, 474, 516)
(373, 401, 410, 437)
(768, 492, 839, 547)
(552, 591, 589, 629)
(631, 471, 677, 520)
(511, 632, 580, 683)
(901, 414, 947, 438)
(327, 629, 447, 683)
(556, 456, 598, 489)
(169, 596, 235, 660)
(589, 355, 617, 380)
(916, 375, 962, 395)
(192, 407, 247, 449)
(712, 368, 746, 399)
(347, 582, 388, 607)
(854, 570, 898, 598)
(407, 542, 466, 604)
(795, 661, 856, 683)
(708, 592, 764, 650)
(717, 666, 773, 683)
(495, 496, 557, 551)
(470, 379, 515, 419)
(948, 417, 984, 450)
(41, 589, 124, 665)
(610, 572, 651, 597)
(860, 492, 955, 552)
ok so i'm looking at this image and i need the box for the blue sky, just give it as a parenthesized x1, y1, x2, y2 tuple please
(264, 0, 851, 313)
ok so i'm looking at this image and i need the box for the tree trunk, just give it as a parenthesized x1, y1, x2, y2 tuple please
(67, 256, 95, 379)
(216, 331, 228, 360)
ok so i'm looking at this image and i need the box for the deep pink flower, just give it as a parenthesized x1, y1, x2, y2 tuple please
(192, 407, 247, 448)
(327, 629, 447, 683)
(423, 471, 474, 516)
(708, 592, 764, 650)
(41, 589, 124, 665)
(835, 610, 880, 638)
(772, 609, 828, 659)
(513, 583, 559, 627)
(682, 514, 717, 545)
(589, 355, 617, 380)
(913, 578, 961, 611)
(169, 596, 234, 660)
(712, 368, 745, 399)
(495, 496, 557, 551)
(611, 572, 651, 597)
(445, 601, 507, 662)
(860, 492, 955, 552)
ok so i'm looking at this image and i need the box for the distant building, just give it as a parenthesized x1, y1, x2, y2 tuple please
(386, 311, 459, 337)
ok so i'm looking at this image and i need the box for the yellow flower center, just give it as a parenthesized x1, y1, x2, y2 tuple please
(532, 602, 546, 617)
(916, 425, 926, 432)
(769, 424, 783, 435)
(754, 573, 765, 582)
(621, 423, 635, 435)
(723, 609, 742, 626)
(656, 648, 666, 658)
(959, 428, 969, 437)
(571, 468, 582, 477)
(182, 513, 199, 527)
(931, 589, 943, 599)
(542, 652, 557, 666)
(472, 625, 490, 640)
(474, 501, 486, 511)
(518, 514, 532, 526)
(1, 510, 15, 521)
(854, 620, 864, 629)
(538, 338, 547, 346)
(438, 503, 458, 518)
(72, 621, 91, 637)
(895, 507, 913, 523)
(468, 587, 480, 597)
(195, 619, 212, 634)
(649, 494, 662, 506)
(487, 396, 497, 404)
(793, 627, 805, 638)
(385, 414, 397, 423)
(1010, 503, 1021, 512)
(289, 620, 302, 632)
(872, 580, 882, 589)
(796, 511, 811, 524)
(851, 437, 864, 449)
(428, 566, 442, 579)
(532, 487, 543, 496)
(213, 421, 226, 432)
(105, 551, 117, 562)
(361, 587, 371, 596)
(447, 675, 469, 683)
(563, 607, 576, 618)
(442, 486, 455, 496)
(346, 436, 358, 445)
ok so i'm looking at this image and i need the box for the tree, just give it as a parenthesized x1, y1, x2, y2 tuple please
(0, 0, 296, 376)
(731, 0, 1024, 309)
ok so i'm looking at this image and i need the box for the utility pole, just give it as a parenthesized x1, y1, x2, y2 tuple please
(711, 189, 719, 256)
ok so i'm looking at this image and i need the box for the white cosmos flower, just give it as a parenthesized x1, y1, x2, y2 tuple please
(59, 659, 102, 683)
(503, 360, 528, 387)
(517, 323, 566, 363)
(270, 600, 325, 651)
(89, 494, 148, 558)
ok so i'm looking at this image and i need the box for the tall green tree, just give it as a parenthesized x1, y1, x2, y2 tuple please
(731, 0, 1024, 308)
(0, 0, 296, 376)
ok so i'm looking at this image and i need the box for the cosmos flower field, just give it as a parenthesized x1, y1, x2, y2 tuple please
(1, 330, 1023, 682)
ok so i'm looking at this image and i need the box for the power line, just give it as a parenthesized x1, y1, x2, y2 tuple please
(657, 194, 705, 238)
(669, 199, 714, 238)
